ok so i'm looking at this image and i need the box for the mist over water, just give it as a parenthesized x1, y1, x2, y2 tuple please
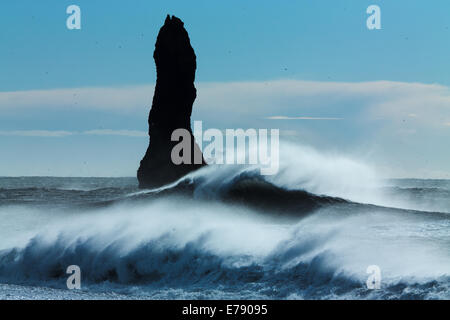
(0, 142, 449, 299)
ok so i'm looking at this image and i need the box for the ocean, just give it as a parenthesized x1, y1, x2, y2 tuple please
(0, 144, 449, 300)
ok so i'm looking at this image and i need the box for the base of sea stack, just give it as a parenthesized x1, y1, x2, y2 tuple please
(137, 137, 205, 189)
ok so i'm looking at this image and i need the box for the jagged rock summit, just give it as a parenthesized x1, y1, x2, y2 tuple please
(137, 15, 206, 189)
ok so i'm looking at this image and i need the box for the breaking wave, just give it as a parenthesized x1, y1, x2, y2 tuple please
(0, 142, 449, 299)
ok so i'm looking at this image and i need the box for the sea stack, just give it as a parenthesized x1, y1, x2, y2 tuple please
(137, 15, 206, 189)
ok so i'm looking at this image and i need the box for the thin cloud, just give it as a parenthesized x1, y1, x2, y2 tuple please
(1, 79, 450, 132)
(0, 130, 147, 137)
(0, 130, 73, 137)
(83, 129, 147, 137)
(0, 85, 153, 111)
(266, 116, 343, 120)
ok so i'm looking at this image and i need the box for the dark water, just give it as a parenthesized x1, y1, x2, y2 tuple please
(0, 177, 138, 208)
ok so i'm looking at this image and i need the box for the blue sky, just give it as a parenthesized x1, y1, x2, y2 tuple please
(1, 1, 450, 178)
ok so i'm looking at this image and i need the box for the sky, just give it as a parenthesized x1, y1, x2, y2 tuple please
(0, 0, 450, 178)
